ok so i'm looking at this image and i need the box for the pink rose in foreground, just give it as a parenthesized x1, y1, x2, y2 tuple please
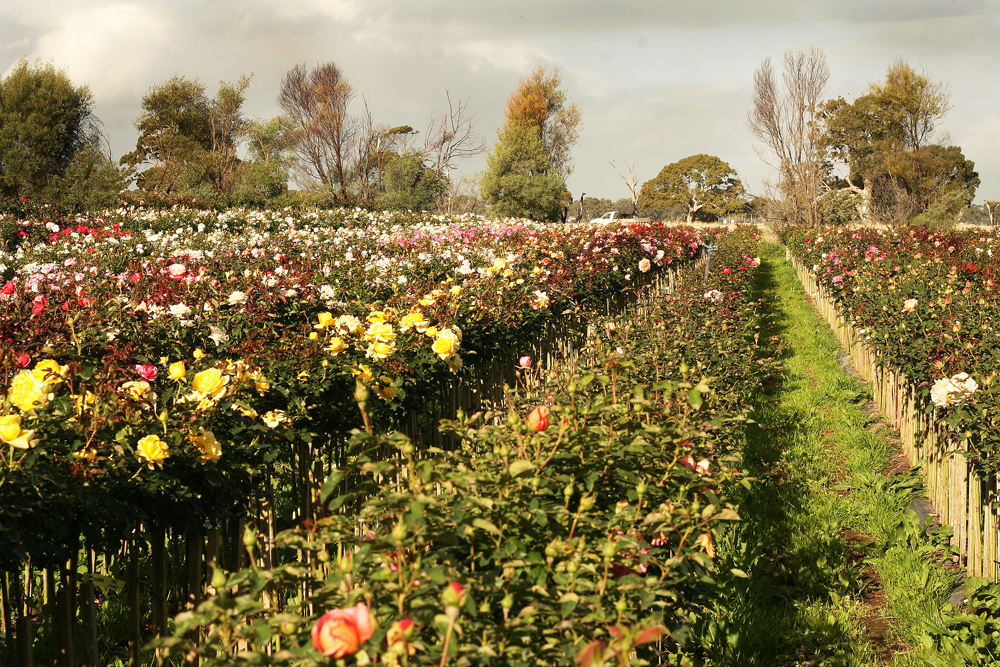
(135, 363, 158, 381)
(167, 263, 187, 278)
(526, 405, 550, 432)
(518, 355, 532, 368)
(311, 603, 375, 658)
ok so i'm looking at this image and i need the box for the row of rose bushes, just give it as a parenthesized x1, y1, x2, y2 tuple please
(0, 208, 705, 570)
(150, 226, 770, 666)
(782, 225, 1000, 474)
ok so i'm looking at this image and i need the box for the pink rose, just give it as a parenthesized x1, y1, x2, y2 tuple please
(311, 603, 375, 658)
(518, 355, 532, 368)
(167, 263, 186, 278)
(136, 363, 158, 381)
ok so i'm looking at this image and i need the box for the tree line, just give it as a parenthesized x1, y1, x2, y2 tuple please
(0, 58, 591, 219)
(0, 52, 986, 225)
(749, 48, 982, 227)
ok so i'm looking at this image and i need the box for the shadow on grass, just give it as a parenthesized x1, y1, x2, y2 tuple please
(686, 246, 868, 666)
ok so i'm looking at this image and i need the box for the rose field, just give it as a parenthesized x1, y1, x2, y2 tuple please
(0, 205, 777, 666)
(9, 207, 1000, 666)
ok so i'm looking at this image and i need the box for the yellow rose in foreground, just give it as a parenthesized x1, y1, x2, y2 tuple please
(192, 368, 228, 400)
(168, 361, 186, 380)
(364, 322, 395, 343)
(0, 414, 36, 449)
(399, 311, 429, 333)
(432, 330, 459, 360)
(8, 370, 49, 412)
(316, 312, 335, 328)
(190, 430, 222, 462)
(32, 359, 67, 384)
(136, 434, 169, 469)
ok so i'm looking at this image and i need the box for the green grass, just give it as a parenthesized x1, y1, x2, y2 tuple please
(686, 245, 961, 666)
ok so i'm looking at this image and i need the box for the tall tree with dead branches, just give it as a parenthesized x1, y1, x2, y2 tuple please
(748, 47, 829, 226)
(278, 62, 355, 192)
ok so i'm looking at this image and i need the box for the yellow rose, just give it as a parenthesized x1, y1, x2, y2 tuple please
(252, 372, 270, 394)
(445, 354, 463, 373)
(193, 348, 206, 360)
(451, 285, 462, 295)
(8, 370, 49, 412)
(168, 361, 186, 380)
(399, 311, 429, 333)
(136, 434, 169, 469)
(364, 322, 395, 343)
(425, 326, 438, 338)
(336, 315, 364, 335)
(72, 390, 97, 414)
(262, 410, 287, 429)
(120, 380, 156, 404)
(316, 312, 335, 328)
(432, 330, 459, 360)
(189, 429, 221, 462)
(0, 414, 35, 449)
(192, 368, 228, 400)
(374, 382, 397, 402)
(309, 331, 319, 341)
(326, 337, 346, 355)
(32, 359, 67, 384)
(367, 310, 391, 324)
(366, 340, 395, 361)
(350, 364, 374, 384)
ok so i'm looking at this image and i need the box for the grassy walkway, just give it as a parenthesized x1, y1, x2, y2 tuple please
(690, 245, 959, 666)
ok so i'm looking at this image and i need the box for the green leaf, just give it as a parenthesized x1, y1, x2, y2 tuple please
(472, 518, 501, 535)
(687, 388, 703, 409)
(508, 460, 535, 478)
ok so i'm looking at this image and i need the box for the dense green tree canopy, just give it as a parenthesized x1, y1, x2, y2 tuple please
(820, 59, 970, 225)
(0, 59, 97, 198)
(121, 75, 213, 192)
(480, 124, 569, 221)
(638, 154, 745, 223)
(375, 151, 447, 212)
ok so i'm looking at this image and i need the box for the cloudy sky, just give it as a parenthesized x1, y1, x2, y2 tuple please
(4, 0, 1000, 202)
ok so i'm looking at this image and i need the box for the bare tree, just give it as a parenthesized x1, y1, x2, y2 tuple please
(985, 200, 1000, 226)
(424, 92, 485, 180)
(278, 62, 355, 192)
(609, 157, 640, 216)
(352, 96, 417, 204)
(748, 47, 829, 226)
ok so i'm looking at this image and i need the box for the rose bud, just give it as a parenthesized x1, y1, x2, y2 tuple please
(526, 405, 550, 431)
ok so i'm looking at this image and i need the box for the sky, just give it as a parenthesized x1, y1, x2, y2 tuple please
(4, 0, 1000, 203)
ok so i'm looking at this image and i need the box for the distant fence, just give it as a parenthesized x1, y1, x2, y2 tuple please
(789, 250, 1000, 580)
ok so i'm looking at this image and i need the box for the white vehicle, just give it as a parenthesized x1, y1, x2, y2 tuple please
(589, 211, 651, 224)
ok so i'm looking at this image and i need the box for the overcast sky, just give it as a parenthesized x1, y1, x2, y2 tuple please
(4, 0, 1000, 203)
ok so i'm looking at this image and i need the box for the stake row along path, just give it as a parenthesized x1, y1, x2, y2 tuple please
(698, 245, 957, 666)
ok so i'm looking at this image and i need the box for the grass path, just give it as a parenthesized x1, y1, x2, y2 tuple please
(690, 245, 959, 666)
